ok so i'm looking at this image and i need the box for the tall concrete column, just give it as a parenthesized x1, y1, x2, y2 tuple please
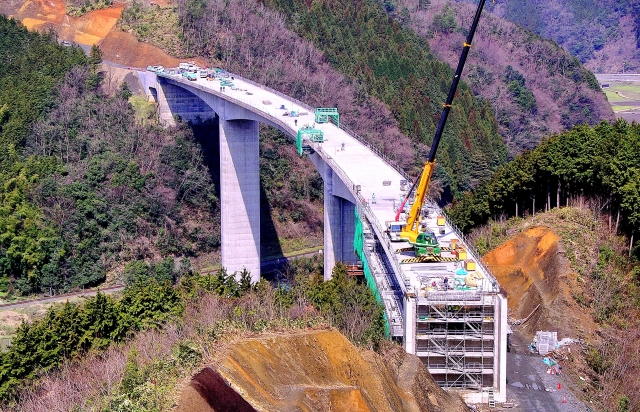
(323, 169, 356, 280)
(220, 119, 260, 283)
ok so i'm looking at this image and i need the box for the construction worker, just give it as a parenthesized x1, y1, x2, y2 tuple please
(341, 142, 345, 151)
(294, 119, 297, 126)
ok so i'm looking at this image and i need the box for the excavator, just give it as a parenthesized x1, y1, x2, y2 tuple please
(396, 0, 490, 254)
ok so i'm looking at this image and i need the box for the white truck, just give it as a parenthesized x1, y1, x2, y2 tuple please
(386, 221, 406, 242)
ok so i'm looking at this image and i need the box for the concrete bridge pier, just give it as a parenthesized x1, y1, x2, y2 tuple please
(324, 192, 357, 280)
(404, 296, 416, 354)
(318, 164, 357, 281)
(219, 119, 261, 283)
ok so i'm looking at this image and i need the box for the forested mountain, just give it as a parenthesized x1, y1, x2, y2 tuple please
(448, 119, 640, 245)
(398, 0, 615, 156)
(0, 16, 219, 295)
(463, 0, 640, 72)
(0, 258, 386, 407)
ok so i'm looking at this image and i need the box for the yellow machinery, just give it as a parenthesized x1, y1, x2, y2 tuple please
(398, 0, 490, 245)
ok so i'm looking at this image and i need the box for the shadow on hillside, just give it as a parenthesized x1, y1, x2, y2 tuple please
(190, 118, 221, 199)
(176, 367, 257, 412)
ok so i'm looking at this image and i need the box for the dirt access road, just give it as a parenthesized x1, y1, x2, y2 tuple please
(502, 332, 590, 412)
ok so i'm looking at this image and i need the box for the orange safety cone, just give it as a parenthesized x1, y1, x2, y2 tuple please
(562, 395, 567, 404)
(558, 382, 562, 390)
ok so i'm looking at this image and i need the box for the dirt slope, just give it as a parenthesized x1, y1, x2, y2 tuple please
(2, 0, 123, 44)
(176, 329, 468, 412)
(98, 30, 183, 68)
(484, 226, 597, 340)
(0, 0, 189, 69)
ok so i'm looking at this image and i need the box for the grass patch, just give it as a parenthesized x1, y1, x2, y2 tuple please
(263, 245, 323, 261)
(612, 105, 640, 112)
(613, 83, 640, 93)
(605, 90, 627, 103)
(279, 236, 323, 255)
(66, 0, 114, 17)
(119, 4, 187, 58)
(129, 95, 157, 126)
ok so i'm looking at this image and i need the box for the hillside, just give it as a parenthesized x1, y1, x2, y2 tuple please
(473, 207, 640, 411)
(123, 0, 508, 198)
(399, 0, 615, 156)
(177, 330, 468, 412)
(484, 225, 598, 340)
(3, 261, 409, 410)
(461, 0, 640, 73)
(0, 16, 220, 296)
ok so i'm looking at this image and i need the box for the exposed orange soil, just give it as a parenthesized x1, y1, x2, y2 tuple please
(2, 0, 199, 68)
(3, 0, 123, 45)
(69, 5, 124, 45)
(99, 30, 182, 68)
(176, 329, 468, 412)
(484, 226, 597, 340)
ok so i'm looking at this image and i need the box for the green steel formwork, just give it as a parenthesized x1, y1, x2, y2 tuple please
(315, 108, 339, 127)
(354, 209, 390, 336)
(296, 127, 324, 155)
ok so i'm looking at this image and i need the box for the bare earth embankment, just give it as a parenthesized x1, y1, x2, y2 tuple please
(175, 329, 469, 412)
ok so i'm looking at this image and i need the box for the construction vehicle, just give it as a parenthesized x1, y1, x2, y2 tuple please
(386, 221, 405, 242)
(396, 0, 489, 254)
(412, 231, 441, 257)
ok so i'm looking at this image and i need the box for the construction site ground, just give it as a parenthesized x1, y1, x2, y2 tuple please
(482, 224, 596, 411)
(500, 332, 588, 412)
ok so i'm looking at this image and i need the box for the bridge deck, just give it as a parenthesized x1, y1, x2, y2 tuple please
(154, 70, 499, 298)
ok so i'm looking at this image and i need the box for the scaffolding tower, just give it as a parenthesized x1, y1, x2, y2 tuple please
(415, 289, 497, 390)
(296, 126, 324, 155)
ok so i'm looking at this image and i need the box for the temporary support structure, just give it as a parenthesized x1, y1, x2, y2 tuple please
(415, 291, 497, 390)
(315, 108, 339, 126)
(296, 126, 324, 155)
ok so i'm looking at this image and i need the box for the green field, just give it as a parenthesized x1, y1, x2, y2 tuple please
(604, 82, 640, 113)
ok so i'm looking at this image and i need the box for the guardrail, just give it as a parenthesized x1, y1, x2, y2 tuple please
(359, 216, 405, 337)
(216, 71, 414, 183)
(157, 73, 297, 136)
